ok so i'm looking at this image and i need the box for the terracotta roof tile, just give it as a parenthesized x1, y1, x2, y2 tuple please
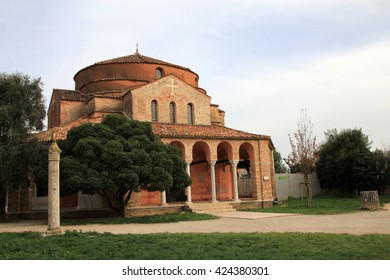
(95, 53, 191, 71)
(37, 117, 270, 142)
(54, 89, 91, 102)
(37, 116, 103, 142)
(152, 123, 270, 140)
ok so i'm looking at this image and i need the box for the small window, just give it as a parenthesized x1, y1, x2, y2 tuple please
(169, 102, 176, 124)
(155, 68, 164, 79)
(151, 100, 158, 122)
(187, 103, 194, 124)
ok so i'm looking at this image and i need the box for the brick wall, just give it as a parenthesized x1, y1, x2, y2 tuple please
(132, 75, 211, 125)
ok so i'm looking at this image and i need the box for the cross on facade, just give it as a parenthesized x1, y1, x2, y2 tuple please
(166, 78, 179, 95)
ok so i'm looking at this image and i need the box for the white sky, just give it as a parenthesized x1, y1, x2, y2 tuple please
(1, 0, 389, 158)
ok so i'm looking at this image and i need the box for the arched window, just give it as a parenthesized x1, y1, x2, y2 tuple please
(155, 68, 164, 79)
(169, 102, 176, 124)
(151, 100, 158, 122)
(187, 103, 194, 124)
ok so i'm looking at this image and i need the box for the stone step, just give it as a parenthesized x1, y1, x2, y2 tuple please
(189, 202, 236, 213)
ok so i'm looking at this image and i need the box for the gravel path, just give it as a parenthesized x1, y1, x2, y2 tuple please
(1, 205, 389, 235)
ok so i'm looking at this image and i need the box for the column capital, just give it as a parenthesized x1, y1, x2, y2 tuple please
(229, 160, 239, 166)
(208, 160, 216, 166)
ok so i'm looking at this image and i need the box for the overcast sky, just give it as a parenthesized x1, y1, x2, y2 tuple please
(1, 0, 389, 158)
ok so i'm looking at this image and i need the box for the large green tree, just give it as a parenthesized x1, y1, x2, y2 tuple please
(274, 149, 288, 173)
(60, 115, 191, 216)
(371, 149, 390, 192)
(317, 128, 379, 194)
(0, 73, 46, 219)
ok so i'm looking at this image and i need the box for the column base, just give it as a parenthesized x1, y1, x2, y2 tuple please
(46, 227, 63, 235)
(159, 203, 168, 206)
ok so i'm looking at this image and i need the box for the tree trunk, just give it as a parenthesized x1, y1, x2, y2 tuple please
(0, 190, 6, 221)
(304, 173, 313, 208)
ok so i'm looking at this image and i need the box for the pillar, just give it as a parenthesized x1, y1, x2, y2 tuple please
(160, 191, 167, 206)
(47, 140, 62, 235)
(186, 162, 192, 203)
(209, 161, 218, 203)
(231, 160, 240, 202)
(76, 191, 83, 210)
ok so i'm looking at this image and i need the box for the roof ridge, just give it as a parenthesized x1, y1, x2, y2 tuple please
(95, 53, 191, 71)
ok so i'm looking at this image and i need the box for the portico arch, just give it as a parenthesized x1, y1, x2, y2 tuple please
(238, 142, 255, 198)
(190, 141, 211, 201)
(166, 141, 187, 202)
(170, 141, 186, 158)
(216, 142, 234, 200)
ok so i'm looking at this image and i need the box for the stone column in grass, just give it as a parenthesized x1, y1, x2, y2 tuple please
(47, 132, 62, 234)
(360, 191, 380, 210)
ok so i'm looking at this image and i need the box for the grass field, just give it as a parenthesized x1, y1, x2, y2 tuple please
(61, 212, 217, 225)
(0, 231, 389, 260)
(1, 195, 389, 260)
(243, 195, 390, 215)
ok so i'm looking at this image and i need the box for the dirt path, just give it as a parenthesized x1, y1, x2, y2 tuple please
(1, 206, 389, 235)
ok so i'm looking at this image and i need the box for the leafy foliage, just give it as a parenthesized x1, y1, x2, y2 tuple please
(60, 115, 191, 216)
(372, 149, 390, 189)
(273, 149, 288, 173)
(316, 128, 382, 194)
(0, 73, 46, 219)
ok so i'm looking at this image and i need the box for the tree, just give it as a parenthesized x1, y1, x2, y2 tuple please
(274, 149, 288, 173)
(60, 115, 191, 216)
(316, 128, 378, 194)
(372, 149, 390, 191)
(0, 73, 46, 219)
(286, 109, 318, 207)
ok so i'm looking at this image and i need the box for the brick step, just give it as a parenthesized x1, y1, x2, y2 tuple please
(189, 202, 236, 213)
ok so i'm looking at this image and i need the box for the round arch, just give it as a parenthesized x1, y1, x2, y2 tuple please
(217, 141, 233, 162)
(170, 141, 185, 158)
(238, 142, 256, 198)
(216, 141, 234, 201)
(190, 141, 211, 202)
(192, 141, 210, 163)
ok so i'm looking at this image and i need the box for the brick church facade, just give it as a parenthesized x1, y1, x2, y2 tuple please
(8, 50, 276, 217)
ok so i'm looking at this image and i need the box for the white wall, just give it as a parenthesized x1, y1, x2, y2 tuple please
(276, 173, 321, 201)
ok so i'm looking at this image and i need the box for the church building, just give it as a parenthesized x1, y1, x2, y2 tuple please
(8, 49, 276, 217)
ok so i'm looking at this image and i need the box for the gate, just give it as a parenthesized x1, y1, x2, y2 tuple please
(238, 175, 252, 198)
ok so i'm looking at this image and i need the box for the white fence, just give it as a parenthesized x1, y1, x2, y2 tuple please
(275, 173, 321, 201)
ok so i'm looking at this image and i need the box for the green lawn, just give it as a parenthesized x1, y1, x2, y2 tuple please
(61, 212, 217, 225)
(242, 195, 390, 215)
(0, 231, 389, 260)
